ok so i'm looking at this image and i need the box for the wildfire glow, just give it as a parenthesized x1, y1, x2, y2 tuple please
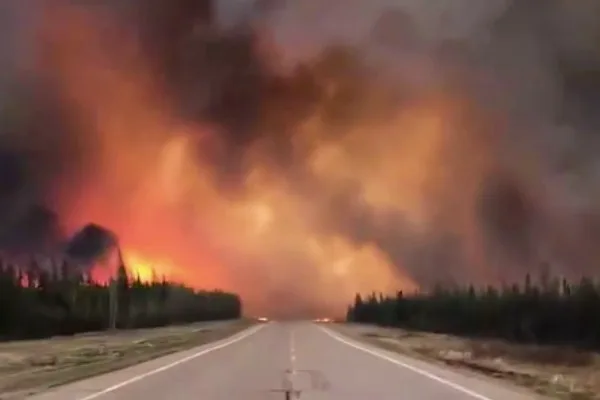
(122, 253, 164, 283)
(29, 1, 503, 317)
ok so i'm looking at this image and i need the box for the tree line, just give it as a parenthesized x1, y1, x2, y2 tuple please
(346, 273, 600, 349)
(0, 259, 242, 340)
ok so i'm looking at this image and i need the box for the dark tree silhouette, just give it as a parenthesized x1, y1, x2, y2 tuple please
(0, 259, 242, 340)
(347, 272, 600, 349)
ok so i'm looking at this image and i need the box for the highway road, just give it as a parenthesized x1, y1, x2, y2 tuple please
(30, 322, 540, 400)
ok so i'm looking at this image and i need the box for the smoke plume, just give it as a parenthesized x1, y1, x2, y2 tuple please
(0, 0, 599, 317)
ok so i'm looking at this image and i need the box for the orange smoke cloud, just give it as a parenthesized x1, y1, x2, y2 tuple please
(2, 0, 598, 320)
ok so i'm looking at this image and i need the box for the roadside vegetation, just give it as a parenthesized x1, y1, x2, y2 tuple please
(346, 273, 600, 349)
(0, 261, 242, 340)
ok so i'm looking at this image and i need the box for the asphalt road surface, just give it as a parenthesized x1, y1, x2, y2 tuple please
(30, 322, 540, 400)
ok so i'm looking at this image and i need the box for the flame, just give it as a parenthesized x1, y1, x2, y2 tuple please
(123, 253, 163, 283)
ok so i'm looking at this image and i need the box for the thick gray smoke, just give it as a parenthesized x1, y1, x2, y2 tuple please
(245, 0, 600, 284)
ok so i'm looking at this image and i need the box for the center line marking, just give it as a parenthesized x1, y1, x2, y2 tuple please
(289, 328, 296, 375)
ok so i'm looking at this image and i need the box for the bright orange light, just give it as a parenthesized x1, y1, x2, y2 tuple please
(122, 252, 161, 283)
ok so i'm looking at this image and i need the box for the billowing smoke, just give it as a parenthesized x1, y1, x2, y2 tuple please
(0, 0, 600, 317)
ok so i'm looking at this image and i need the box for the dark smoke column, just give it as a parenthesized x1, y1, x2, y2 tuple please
(139, 0, 214, 77)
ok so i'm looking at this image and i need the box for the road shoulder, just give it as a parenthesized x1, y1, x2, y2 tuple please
(0, 320, 256, 399)
(325, 323, 554, 400)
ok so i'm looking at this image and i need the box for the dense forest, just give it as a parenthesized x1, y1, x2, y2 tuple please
(346, 273, 600, 349)
(0, 260, 241, 340)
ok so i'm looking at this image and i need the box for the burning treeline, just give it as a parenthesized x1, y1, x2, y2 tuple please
(0, 0, 599, 317)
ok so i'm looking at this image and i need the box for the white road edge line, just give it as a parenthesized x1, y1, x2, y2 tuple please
(77, 323, 266, 400)
(318, 326, 494, 400)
